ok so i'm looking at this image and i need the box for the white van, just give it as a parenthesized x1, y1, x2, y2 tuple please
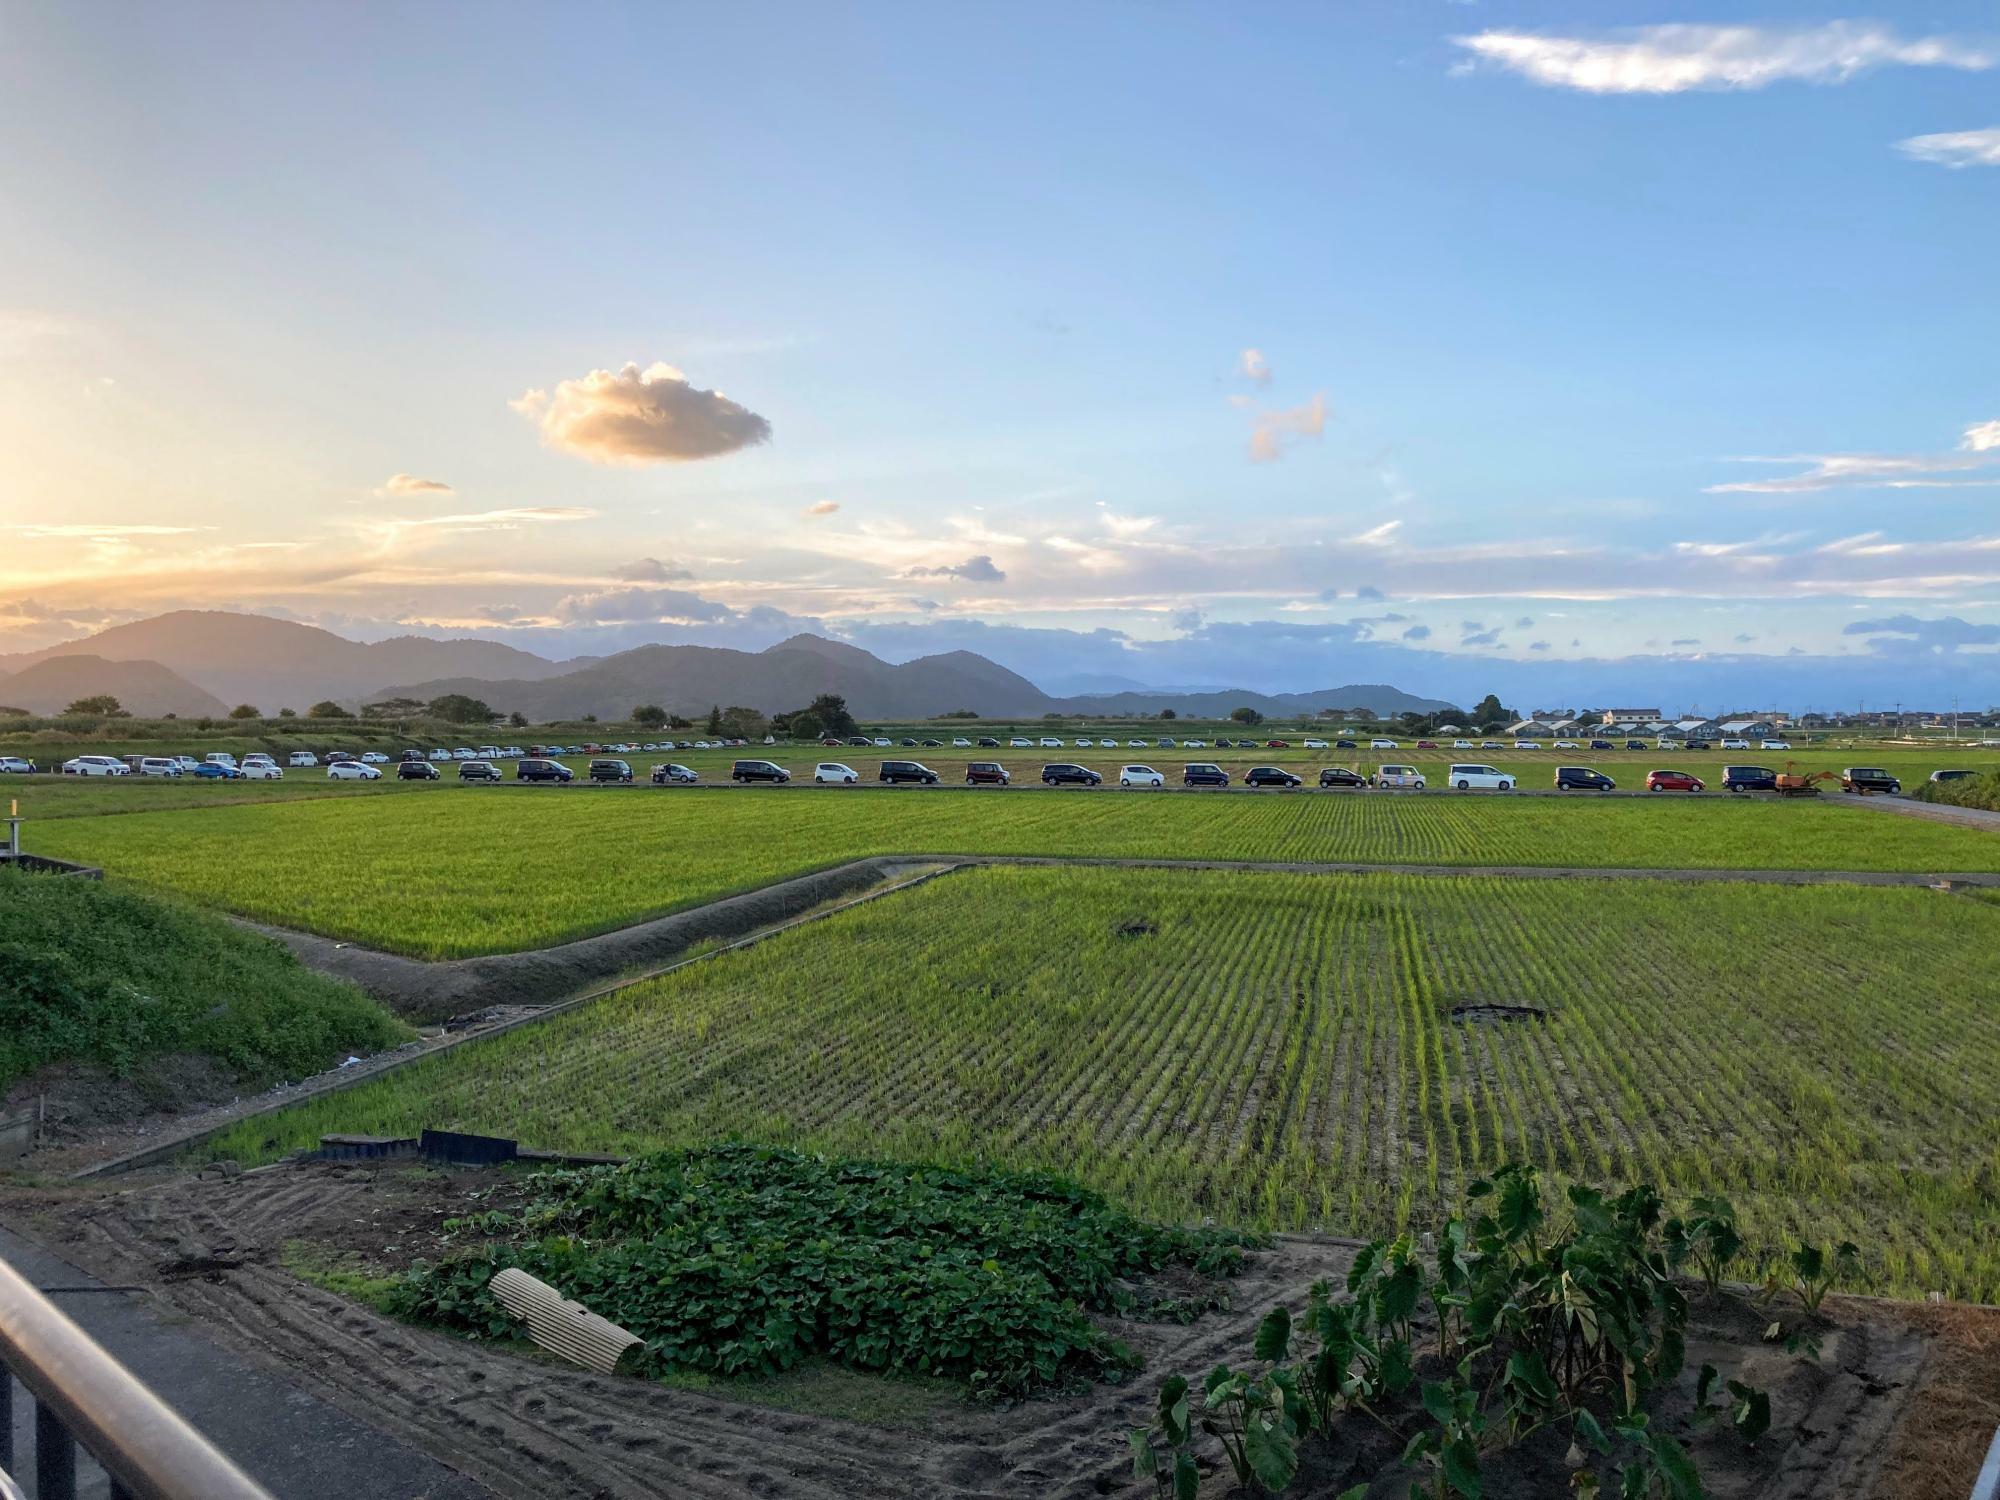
(1758, 739, 1791, 750)
(1447, 763, 1515, 791)
(1369, 738, 1398, 750)
(1375, 764, 1426, 788)
(205, 752, 238, 768)
(288, 750, 318, 766)
(1720, 738, 1751, 750)
(138, 757, 180, 776)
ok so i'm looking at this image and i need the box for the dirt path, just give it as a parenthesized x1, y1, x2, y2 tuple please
(4, 1160, 1979, 1500)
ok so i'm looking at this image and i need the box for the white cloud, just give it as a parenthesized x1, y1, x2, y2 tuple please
(1898, 126, 2000, 168)
(1708, 423, 2000, 493)
(1249, 392, 1327, 463)
(1099, 510, 1159, 539)
(1349, 519, 1402, 546)
(1238, 348, 1272, 387)
(511, 361, 772, 464)
(1964, 419, 2000, 452)
(1452, 22, 1994, 95)
(614, 557, 693, 582)
(379, 473, 454, 496)
(803, 500, 841, 516)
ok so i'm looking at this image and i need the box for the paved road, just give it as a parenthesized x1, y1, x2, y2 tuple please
(1826, 793, 2000, 833)
(1, 1228, 489, 1500)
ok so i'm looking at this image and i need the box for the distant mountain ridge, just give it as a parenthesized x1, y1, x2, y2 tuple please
(4, 611, 1452, 721)
(0, 654, 226, 718)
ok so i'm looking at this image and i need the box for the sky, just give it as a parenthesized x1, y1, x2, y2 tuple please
(1, 1, 1997, 711)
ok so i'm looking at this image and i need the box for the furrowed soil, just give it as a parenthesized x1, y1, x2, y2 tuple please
(1, 1160, 1983, 1500)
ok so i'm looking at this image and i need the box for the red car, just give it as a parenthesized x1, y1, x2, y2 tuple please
(821, 737, 844, 747)
(1265, 739, 1289, 748)
(1416, 739, 1438, 749)
(1646, 768, 1704, 792)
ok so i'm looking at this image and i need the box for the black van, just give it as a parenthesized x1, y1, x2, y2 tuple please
(1040, 763, 1101, 786)
(732, 760, 791, 783)
(1182, 763, 1230, 787)
(1720, 765, 1778, 792)
(517, 758, 573, 783)
(1555, 766, 1616, 790)
(879, 760, 938, 785)
(589, 758, 633, 783)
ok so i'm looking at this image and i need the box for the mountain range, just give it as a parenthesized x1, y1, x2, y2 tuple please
(0, 610, 1454, 721)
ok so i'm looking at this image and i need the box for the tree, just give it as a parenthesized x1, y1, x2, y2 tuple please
(668, 713, 693, 730)
(1229, 705, 1264, 726)
(580, 713, 598, 723)
(788, 710, 825, 740)
(228, 703, 261, 720)
(1472, 693, 1511, 728)
(65, 694, 127, 717)
(307, 700, 346, 718)
(425, 693, 494, 725)
(362, 697, 424, 720)
(277, 707, 296, 718)
(1159, 708, 1178, 720)
(632, 704, 669, 728)
(805, 694, 856, 738)
(507, 710, 527, 728)
(0, 705, 27, 717)
(718, 705, 767, 739)
(706, 704, 723, 735)
(940, 708, 980, 720)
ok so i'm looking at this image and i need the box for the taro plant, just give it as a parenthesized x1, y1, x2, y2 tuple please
(1663, 1196, 1743, 1295)
(1402, 1365, 1487, 1499)
(1129, 1372, 1200, 1500)
(1774, 1240, 1861, 1313)
(1198, 1361, 1301, 1494)
(1693, 1361, 1771, 1445)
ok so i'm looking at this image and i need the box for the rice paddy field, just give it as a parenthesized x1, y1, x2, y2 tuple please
(209, 864, 2000, 1301)
(29, 783, 2000, 957)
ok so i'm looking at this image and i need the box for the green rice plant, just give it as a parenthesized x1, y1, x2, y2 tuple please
(32, 785, 2000, 957)
(204, 865, 2000, 1301)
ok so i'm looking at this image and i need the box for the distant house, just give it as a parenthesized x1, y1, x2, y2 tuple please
(1717, 718, 1776, 740)
(1434, 722, 1464, 734)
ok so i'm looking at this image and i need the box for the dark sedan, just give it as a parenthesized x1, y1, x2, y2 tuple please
(1245, 766, 1303, 788)
(1182, 763, 1230, 787)
(1317, 767, 1366, 788)
(1041, 763, 1101, 786)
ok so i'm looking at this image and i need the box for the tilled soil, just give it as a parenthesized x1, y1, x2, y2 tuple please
(5, 1161, 1978, 1500)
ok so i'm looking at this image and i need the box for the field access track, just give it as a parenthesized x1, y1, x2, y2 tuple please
(32, 784, 2000, 957)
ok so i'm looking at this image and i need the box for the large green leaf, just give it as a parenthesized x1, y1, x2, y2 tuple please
(1444, 1435, 1484, 1498)
(1245, 1413, 1299, 1493)
(1255, 1304, 1293, 1363)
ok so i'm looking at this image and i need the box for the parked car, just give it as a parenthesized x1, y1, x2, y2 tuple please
(287, 750, 318, 766)
(397, 760, 439, 780)
(1590, 740, 1614, 751)
(1451, 739, 1475, 750)
(588, 758, 633, 783)
(1009, 737, 1033, 747)
(950, 737, 972, 748)
(1516, 741, 1544, 751)
(1157, 738, 1178, 748)
(1335, 739, 1358, 750)
(1759, 740, 1792, 751)
(1038, 737, 1064, 748)
(732, 759, 791, 783)
(1841, 767, 1901, 795)
(1265, 739, 1290, 749)
(205, 753, 238, 769)
(62, 755, 129, 776)
(137, 756, 181, 776)
(0, 756, 36, 773)
(1720, 765, 1778, 793)
(1719, 738, 1751, 751)
(1416, 739, 1438, 750)
(192, 762, 241, 779)
(1182, 762, 1229, 787)
(1237, 766, 1296, 788)
(400, 749, 425, 763)
(427, 748, 452, 761)
(459, 760, 501, 781)
(651, 762, 698, 784)
(1376, 764, 1427, 789)
(1369, 738, 1397, 750)
(1302, 738, 1328, 749)
(871, 738, 892, 748)
(1625, 740, 1648, 751)
(844, 736, 871, 747)
(1645, 769, 1704, 792)
(1318, 767, 1366, 788)
(1554, 740, 1580, 750)
(241, 758, 283, 781)
(518, 758, 573, 783)
(1481, 741, 1506, 751)
(360, 751, 390, 764)
(965, 761, 1010, 785)
(976, 737, 1001, 748)
(1041, 763, 1101, 786)
(880, 760, 938, 785)
(1554, 766, 1615, 791)
(899, 738, 918, 747)
(1684, 739, 1712, 751)
(815, 762, 859, 783)
(174, 756, 204, 773)
(1447, 764, 1513, 791)
(1119, 764, 1164, 788)
(328, 761, 381, 780)
(1930, 768, 1977, 784)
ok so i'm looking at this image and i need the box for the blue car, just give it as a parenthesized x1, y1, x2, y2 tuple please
(192, 762, 243, 779)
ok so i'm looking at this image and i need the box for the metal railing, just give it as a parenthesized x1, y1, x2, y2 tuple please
(0, 1255, 272, 1500)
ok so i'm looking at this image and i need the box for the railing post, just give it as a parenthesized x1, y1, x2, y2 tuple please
(36, 1397, 76, 1500)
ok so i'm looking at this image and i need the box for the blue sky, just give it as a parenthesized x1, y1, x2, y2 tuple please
(1, 2, 1996, 709)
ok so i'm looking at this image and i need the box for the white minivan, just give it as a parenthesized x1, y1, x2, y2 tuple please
(1369, 738, 1398, 750)
(289, 750, 318, 766)
(1448, 763, 1515, 791)
(814, 762, 859, 784)
(1376, 764, 1426, 789)
(1720, 738, 1751, 750)
(1119, 764, 1164, 788)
